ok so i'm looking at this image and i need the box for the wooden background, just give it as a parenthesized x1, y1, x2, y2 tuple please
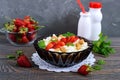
(0, 34, 120, 80)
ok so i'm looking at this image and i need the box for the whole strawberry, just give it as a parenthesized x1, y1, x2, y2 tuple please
(16, 50, 32, 67)
(78, 64, 92, 75)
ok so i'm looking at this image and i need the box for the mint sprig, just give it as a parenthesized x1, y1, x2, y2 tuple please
(92, 33, 115, 57)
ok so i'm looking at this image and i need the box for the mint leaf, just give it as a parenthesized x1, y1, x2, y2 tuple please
(92, 65, 102, 70)
(97, 60, 105, 65)
(92, 33, 115, 57)
(66, 42, 74, 46)
(38, 40, 46, 49)
(62, 32, 75, 37)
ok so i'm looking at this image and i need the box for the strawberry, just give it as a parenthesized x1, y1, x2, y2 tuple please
(24, 15, 31, 20)
(16, 50, 32, 67)
(57, 41, 65, 46)
(22, 36, 29, 43)
(45, 42, 54, 50)
(27, 33, 36, 41)
(8, 34, 16, 42)
(78, 64, 92, 75)
(60, 38, 67, 43)
(27, 24, 35, 31)
(14, 18, 25, 27)
(53, 44, 61, 49)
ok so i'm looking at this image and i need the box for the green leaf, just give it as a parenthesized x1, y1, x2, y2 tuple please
(62, 32, 75, 37)
(38, 40, 46, 49)
(92, 65, 102, 70)
(96, 60, 105, 65)
(92, 32, 115, 57)
(7, 55, 16, 59)
(16, 50, 23, 55)
(66, 42, 74, 46)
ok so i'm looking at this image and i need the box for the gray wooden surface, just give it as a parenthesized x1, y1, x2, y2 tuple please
(0, 33, 120, 80)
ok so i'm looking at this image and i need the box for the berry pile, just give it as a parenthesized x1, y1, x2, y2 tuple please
(4, 16, 41, 44)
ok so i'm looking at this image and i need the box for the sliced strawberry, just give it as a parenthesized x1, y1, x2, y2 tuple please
(70, 36, 79, 42)
(78, 65, 92, 75)
(22, 36, 29, 43)
(45, 42, 54, 50)
(57, 41, 65, 46)
(60, 38, 67, 43)
(53, 44, 61, 49)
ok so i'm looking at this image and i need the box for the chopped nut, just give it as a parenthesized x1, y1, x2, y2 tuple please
(76, 43, 82, 50)
(58, 35, 65, 38)
(79, 39, 84, 44)
(60, 47, 66, 52)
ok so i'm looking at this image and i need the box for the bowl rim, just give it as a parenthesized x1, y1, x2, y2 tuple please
(5, 29, 38, 34)
(33, 34, 93, 54)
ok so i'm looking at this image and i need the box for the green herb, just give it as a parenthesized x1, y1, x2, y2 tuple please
(38, 40, 46, 49)
(62, 32, 75, 37)
(92, 59, 106, 71)
(66, 42, 74, 46)
(92, 33, 115, 57)
(16, 50, 23, 55)
(92, 65, 102, 70)
(96, 59, 105, 65)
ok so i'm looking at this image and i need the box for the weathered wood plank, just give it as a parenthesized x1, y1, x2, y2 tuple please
(0, 34, 120, 80)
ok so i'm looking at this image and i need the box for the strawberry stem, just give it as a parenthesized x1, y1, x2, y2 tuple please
(16, 50, 23, 56)
(7, 55, 16, 59)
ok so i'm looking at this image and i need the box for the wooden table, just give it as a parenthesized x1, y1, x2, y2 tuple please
(0, 33, 120, 80)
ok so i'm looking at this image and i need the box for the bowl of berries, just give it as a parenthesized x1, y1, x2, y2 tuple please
(3, 16, 44, 46)
(33, 32, 93, 67)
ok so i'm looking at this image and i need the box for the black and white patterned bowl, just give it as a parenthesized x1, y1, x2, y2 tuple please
(33, 35, 93, 67)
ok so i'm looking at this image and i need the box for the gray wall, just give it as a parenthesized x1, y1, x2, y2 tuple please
(0, 0, 120, 37)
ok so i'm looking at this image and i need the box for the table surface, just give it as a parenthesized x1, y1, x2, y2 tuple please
(0, 33, 120, 80)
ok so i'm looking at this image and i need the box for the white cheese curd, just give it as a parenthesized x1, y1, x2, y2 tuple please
(43, 37, 51, 46)
(64, 46, 77, 52)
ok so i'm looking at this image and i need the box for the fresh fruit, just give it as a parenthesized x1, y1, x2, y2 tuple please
(4, 15, 43, 44)
(38, 32, 87, 52)
(22, 36, 29, 43)
(78, 64, 92, 75)
(7, 50, 32, 68)
(45, 42, 55, 50)
(8, 34, 16, 42)
(16, 50, 32, 67)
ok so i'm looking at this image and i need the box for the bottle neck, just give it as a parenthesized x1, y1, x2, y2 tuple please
(89, 8, 101, 11)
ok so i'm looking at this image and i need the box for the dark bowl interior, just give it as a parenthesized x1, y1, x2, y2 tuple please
(33, 35, 93, 67)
